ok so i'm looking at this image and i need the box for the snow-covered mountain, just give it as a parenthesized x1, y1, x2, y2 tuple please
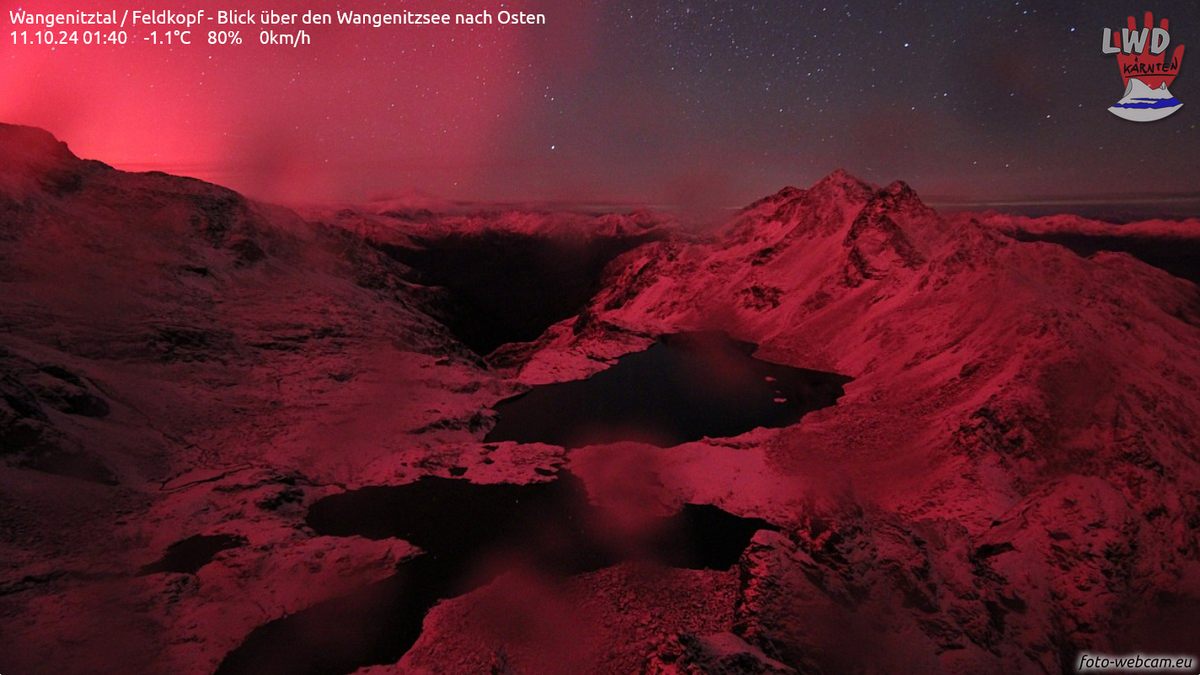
(2, 124, 1199, 674)
(527, 169, 1200, 672)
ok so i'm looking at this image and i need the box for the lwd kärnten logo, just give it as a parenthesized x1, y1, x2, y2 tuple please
(1102, 12, 1185, 121)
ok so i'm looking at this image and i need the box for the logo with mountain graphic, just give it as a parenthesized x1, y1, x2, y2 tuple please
(1102, 12, 1185, 121)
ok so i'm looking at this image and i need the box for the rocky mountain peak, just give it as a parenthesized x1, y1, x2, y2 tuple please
(0, 124, 88, 198)
(878, 179, 931, 213)
(743, 185, 804, 212)
(725, 171, 896, 251)
(0, 124, 78, 168)
(812, 168, 874, 199)
(839, 180, 937, 285)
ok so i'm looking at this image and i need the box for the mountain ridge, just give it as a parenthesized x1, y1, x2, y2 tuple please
(1, 125, 1198, 674)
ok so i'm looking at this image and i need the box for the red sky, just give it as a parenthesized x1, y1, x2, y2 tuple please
(5, 0, 605, 202)
(5, 1, 1199, 207)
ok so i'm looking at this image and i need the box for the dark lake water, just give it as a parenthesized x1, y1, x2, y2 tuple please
(138, 534, 246, 575)
(485, 332, 851, 448)
(216, 474, 773, 675)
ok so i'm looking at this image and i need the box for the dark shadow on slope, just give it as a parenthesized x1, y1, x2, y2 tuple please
(139, 534, 247, 575)
(1012, 232, 1200, 285)
(376, 230, 665, 355)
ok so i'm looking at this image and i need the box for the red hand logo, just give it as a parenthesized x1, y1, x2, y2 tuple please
(1114, 12, 1185, 89)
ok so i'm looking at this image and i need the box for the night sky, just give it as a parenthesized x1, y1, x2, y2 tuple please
(4, 0, 1198, 206)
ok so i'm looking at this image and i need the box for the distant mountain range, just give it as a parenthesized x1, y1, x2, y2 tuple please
(2, 123, 1199, 675)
